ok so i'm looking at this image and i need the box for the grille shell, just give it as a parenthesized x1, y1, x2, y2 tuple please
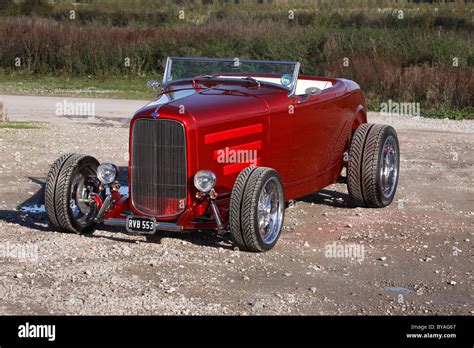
(130, 118, 187, 217)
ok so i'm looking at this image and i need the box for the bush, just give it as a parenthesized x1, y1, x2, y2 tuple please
(0, 2, 472, 114)
(18, 0, 51, 16)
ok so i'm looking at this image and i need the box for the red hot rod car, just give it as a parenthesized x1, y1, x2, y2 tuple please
(45, 57, 400, 252)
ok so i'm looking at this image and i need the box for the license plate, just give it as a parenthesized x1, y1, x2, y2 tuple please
(126, 216, 156, 234)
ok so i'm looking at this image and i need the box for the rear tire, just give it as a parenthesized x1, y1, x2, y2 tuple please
(45, 153, 100, 234)
(229, 167, 285, 252)
(347, 124, 400, 208)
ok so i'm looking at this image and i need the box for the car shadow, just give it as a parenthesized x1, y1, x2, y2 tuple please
(0, 172, 233, 250)
(0, 176, 51, 232)
(296, 189, 355, 209)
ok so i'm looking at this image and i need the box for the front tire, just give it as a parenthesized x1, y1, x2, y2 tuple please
(229, 167, 285, 252)
(45, 153, 100, 234)
(347, 124, 400, 207)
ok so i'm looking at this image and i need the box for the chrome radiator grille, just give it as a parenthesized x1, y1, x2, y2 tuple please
(131, 118, 187, 217)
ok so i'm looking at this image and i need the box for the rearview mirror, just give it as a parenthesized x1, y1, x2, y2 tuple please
(146, 80, 160, 90)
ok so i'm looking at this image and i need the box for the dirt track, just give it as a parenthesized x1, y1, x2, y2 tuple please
(0, 94, 472, 315)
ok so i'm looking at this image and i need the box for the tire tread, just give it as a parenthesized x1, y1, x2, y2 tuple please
(348, 123, 372, 206)
(45, 153, 75, 231)
(241, 167, 268, 252)
(361, 124, 386, 207)
(229, 166, 258, 250)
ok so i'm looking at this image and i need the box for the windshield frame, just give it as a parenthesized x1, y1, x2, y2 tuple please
(162, 57, 301, 96)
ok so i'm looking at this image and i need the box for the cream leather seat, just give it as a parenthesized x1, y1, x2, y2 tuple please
(294, 79, 333, 95)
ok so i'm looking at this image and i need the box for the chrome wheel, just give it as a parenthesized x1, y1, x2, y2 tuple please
(70, 168, 97, 227)
(257, 177, 284, 245)
(380, 135, 398, 199)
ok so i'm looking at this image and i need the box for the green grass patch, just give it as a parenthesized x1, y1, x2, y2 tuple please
(366, 97, 473, 120)
(0, 73, 154, 100)
(0, 121, 43, 129)
(422, 109, 474, 120)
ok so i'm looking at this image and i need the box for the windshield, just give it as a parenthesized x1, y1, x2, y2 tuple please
(163, 57, 300, 94)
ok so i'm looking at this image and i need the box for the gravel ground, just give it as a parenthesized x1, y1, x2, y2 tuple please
(0, 95, 472, 315)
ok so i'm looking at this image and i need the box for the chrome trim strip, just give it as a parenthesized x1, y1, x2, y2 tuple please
(163, 57, 172, 84)
(168, 56, 298, 65)
(288, 61, 301, 97)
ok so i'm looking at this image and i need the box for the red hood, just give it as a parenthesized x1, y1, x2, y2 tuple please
(133, 83, 288, 126)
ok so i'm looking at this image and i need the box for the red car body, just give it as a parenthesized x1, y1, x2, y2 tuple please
(102, 74, 367, 230)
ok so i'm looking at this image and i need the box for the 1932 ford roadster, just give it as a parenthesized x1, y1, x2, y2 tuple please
(45, 57, 400, 252)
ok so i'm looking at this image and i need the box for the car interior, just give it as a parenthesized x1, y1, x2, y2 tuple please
(219, 75, 335, 95)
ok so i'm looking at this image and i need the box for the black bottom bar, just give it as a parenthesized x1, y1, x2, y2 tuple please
(0, 315, 472, 346)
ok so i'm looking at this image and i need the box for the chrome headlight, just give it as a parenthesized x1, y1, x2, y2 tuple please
(194, 170, 216, 193)
(97, 163, 118, 184)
